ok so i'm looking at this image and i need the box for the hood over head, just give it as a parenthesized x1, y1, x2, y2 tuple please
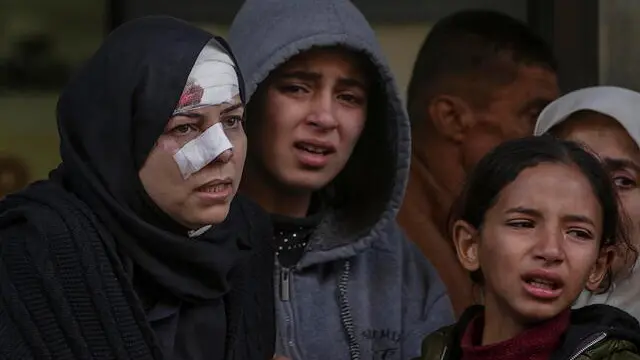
(534, 86, 640, 147)
(228, 0, 410, 265)
(53, 16, 252, 302)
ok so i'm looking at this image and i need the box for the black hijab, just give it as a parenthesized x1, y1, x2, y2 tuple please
(51, 16, 249, 303)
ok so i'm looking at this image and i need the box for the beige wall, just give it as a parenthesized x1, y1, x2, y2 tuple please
(0, 96, 60, 179)
(374, 24, 431, 100)
(1, 0, 105, 179)
(1, 0, 104, 63)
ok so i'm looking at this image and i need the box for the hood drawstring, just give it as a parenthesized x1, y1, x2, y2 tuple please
(338, 260, 360, 360)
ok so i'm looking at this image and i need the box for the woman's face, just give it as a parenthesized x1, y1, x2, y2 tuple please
(553, 112, 640, 251)
(453, 162, 610, 325)
(139, 95, 246, 229)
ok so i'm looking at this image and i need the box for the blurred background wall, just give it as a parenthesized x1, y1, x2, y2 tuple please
(1, 0, 634, 194)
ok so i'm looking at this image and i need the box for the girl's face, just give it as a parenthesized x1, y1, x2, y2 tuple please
(453, 162, 611, 326)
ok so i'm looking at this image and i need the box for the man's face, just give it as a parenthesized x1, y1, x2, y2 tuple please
(247, 47, 369, 192)
(461, 65, 560, 170)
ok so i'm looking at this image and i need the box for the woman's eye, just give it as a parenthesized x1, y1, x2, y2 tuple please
(613, 176, 637, 190)
(171, 124, 198, 136)
(222, 116, 242, 129)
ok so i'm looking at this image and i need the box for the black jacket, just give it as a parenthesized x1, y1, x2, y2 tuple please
(0, 16, 274, 360)
(0, 181, 275, 360)
(417, 304, 640, 360)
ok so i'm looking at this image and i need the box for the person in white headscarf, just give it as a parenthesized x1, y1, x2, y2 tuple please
(534, 85, 640, 321)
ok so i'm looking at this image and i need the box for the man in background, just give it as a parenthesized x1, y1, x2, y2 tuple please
(399, 10, 560, 315)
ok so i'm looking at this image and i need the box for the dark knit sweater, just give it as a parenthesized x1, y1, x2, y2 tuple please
(0, 181, 159, 359)
(0, 180, 274, 360)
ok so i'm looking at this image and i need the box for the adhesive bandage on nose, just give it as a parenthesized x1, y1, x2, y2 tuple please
(173, 123, 232, 179)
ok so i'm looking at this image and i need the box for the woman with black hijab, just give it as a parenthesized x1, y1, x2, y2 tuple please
(0, 16, 274, 360)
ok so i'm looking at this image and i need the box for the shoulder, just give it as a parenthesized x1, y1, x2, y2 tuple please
(387, 220, 455, 326)
(230, 194, 275, 258)
(0, 215, 44, 249)
(378, 220, 447, 293)
(414, 324, 455, 360)
(1, 196, 79, 244)
(232, 194, 273, 234)
(386, 220, 444, 284)
(414, 308, 483, 360)
(0, 196, 64, 244)
(584, 339, 640, 360)
(375, 219, 422, 255)
(0, 181, 95, 261)
(380, 220, 430, 256)
(0, 203, 70, 297)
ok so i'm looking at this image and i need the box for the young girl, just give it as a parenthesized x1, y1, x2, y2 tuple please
(417, 136, 640, 360)
(535, 86, 640, 321)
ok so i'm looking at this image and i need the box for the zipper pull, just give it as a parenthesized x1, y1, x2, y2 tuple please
(568, 332, 607, 360)
(280, 268, 291, 301)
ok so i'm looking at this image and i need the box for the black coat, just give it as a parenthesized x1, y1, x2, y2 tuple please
(0, 16, 274, 360)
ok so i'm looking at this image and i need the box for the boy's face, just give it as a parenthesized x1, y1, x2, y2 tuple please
(248, 47, 370, 193)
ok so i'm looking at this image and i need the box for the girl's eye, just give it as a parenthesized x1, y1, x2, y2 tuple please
(566, 229, 593, 240)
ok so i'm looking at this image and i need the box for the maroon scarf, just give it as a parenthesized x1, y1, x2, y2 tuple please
(461, 310, 570, 360)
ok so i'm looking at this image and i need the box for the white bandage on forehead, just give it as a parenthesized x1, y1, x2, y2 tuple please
(173, 122, 232, 179)
(174, 40, 240, 115)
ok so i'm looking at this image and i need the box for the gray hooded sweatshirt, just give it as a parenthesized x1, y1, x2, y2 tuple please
(229, 0, 454, 359)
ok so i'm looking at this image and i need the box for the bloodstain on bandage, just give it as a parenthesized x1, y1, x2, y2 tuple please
(177, 80, 205, 109)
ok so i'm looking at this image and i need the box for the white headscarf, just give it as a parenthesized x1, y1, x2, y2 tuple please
(534, 85, 640, 146)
